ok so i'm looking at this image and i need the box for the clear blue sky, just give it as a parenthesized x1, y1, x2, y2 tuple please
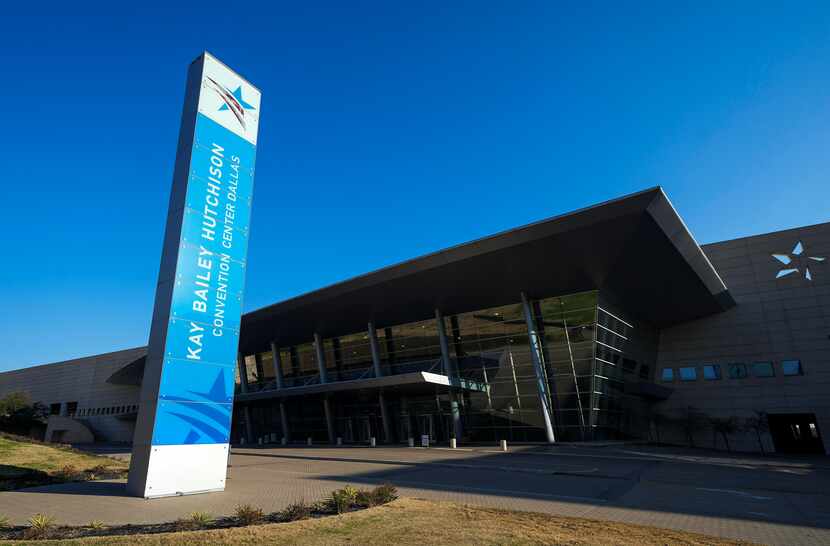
(1, 3, 828, 371)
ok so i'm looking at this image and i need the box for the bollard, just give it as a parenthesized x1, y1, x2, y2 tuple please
(281, 437, 287, 446)
(450, 438, 457, 449)
(408, 437, 415, 447)
(337, 437, 343, 446)
(370, 436, 376, 447)
(307, 437, 313, 446)
(500, 439, 508, 452)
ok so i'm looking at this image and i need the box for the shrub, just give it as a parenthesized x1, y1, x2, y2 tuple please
(54, 465, 82, 482)
(23, 513, 55, 540)
(355, 489, 378, 507)
(176, 511, 214, 530)
(0, 515, 9, 529)
(234, 503, 264, 526)
(370, 483, 398, 505)
(190, 511, 214, 528)
(89, 464, 112, 477)
(327, 485, 360, 514)
(280, 500, 312, 522)
(87, 520, 106, 530)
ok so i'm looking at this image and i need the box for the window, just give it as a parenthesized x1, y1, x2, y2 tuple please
(49, 403, 61, 415)
(639, 364, 651, 379)
(752, 361, 775, 378)
(728, 363, 748, 379)
(661, 368, 674, 382)
(679, 367, 697, 381)
(703, 364, 721, 380)
(622, 358, 637, 374)
(782, 360, 803, 376)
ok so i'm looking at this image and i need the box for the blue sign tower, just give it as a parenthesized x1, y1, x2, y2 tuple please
(127, 52, 261, 498)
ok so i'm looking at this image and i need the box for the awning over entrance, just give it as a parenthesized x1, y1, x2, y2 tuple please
(236, 371, 487, 402)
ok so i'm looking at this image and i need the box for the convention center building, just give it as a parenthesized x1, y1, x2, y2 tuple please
(2, 188, 827, 454)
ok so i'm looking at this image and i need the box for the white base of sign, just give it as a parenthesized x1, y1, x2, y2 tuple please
(140, 443, 229, 498)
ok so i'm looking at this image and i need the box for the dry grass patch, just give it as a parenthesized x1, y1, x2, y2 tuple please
(4, 498, 758, 545)
(0, 435, 128, 490)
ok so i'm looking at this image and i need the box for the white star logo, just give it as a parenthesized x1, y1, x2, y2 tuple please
(772, 241, 826, 280)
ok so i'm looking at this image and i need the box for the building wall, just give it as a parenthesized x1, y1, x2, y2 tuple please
(655, 221, 830, 453)
(0, 348, 143, 442)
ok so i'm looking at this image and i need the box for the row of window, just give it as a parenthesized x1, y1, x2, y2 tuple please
(661, 360, 803, 382)
(75, 404, 139, 417)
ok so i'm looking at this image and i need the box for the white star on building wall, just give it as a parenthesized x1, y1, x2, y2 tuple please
(772, 241, 826, 280)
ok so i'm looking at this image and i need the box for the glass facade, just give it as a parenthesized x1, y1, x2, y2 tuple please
(703, 364, 721, 380)
(234, 290, 657, 444)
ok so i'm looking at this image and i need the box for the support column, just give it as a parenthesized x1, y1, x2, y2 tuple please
(436, 309, 462, 440)
(435, 309, 452, 376)
(242, 406, 254, 444)
(279, 401, 290, 442)
(236, 353, 254, 443)
(378, 391, 392, 443)
(59, 402, 68, 417)
(270, 341, 285, 390)
(314, 333, 328, 384)
(368, 321, 383, 378)
(521, 292, 556, 444)
(450, 399, 461, 440)
(401, 395, 412, 440)
(323, 397, 335, 443)
(237, 353, 249, 393)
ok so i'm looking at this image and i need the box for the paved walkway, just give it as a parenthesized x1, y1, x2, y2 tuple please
(1, 444, 829, 545)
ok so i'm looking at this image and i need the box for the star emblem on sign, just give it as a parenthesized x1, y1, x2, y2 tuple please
(205, 76, 256, 130)
(218, 86, 255, 112)
(772, 241, 826, 280)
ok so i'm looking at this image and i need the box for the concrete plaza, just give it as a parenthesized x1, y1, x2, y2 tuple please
(1, 444, 828, 545)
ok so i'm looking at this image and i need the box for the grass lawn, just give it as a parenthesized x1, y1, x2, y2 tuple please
(0, 435, 128, 490)
(8, 498, 756, 545)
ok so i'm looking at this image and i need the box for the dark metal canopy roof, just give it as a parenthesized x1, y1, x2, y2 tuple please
(239, 187, 734, 355)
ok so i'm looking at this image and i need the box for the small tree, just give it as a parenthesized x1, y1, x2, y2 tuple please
(675, 406, 707, 448)
(709, 416, 739, 452)
(744, 410, 770, 455)
(0, 392, 48, 436)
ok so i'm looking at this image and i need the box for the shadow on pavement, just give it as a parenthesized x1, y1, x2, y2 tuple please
(13, 480, 128, 497)
(233, 444, 830, 531)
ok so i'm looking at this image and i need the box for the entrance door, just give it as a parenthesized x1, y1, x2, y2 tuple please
(768, 413, 825, 454)
(359, 416, 372, 442)
(416, 414, 434, 443)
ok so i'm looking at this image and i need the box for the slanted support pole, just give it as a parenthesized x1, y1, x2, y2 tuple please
(270, 341, 285, 390)
(436, 308, 462, 441)
(521, 292, 556, 444)
(435, 309, 452, 377)
(368, 321, 383, 378)
(314, 333, 328, 384)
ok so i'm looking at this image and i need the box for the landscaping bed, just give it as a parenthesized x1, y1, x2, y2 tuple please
(0, 494, 757, 545)
(0, 484, 398, 541)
